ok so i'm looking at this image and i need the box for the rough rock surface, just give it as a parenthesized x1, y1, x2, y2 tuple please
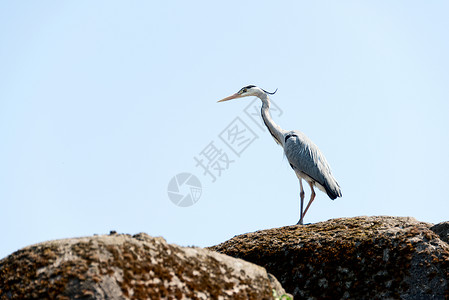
(0, 232, 286, 300)
(209, 216, 449, 300)
(431, 222, 449, 245)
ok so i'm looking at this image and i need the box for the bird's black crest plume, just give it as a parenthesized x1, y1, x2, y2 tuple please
(241, 85, 277, 95)
(262, 88, 278, 95)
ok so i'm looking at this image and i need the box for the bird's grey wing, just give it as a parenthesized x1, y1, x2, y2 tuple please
(284, 131, 341, 199)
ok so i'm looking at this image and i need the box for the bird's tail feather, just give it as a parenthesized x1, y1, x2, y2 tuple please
(325, 180, 342, 200)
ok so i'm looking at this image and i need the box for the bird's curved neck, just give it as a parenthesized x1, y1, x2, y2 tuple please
(259, 93, 286, 146)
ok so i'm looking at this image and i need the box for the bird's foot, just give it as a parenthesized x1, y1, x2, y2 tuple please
(296, 220, 312, 226)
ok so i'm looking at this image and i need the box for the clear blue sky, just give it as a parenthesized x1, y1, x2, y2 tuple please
(1, 1, 448, 259)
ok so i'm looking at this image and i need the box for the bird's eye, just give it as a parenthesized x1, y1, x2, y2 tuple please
(241, 88, 247, 93)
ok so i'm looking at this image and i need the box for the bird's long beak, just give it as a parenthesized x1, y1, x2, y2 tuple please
(217, 93, 242, 103)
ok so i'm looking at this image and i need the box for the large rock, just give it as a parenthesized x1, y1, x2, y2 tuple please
(0, 232, 287, 299)
(209, 216, 449, 299)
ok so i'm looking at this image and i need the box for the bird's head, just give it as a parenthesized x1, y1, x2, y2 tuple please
(218, 85, 277, 102)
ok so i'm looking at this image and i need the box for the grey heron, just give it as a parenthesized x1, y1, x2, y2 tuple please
(218, 85, 342, 225)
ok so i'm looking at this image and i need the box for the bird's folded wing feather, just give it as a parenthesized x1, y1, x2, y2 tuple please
(284, 132, 334, 187)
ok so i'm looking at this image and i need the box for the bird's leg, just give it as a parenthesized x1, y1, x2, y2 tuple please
(297, 179, 305, 225)
(301, 182, 316, 222)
